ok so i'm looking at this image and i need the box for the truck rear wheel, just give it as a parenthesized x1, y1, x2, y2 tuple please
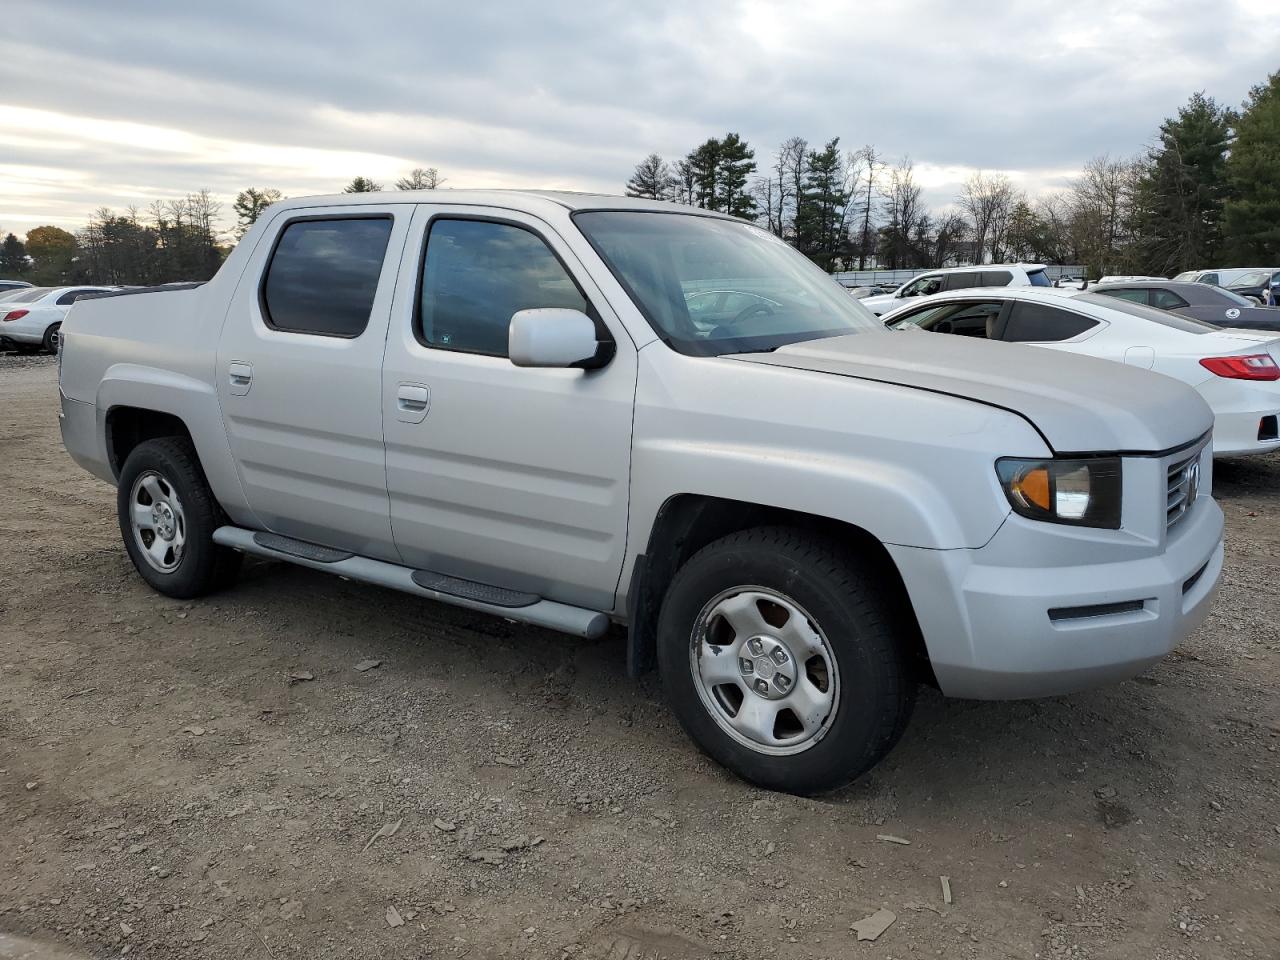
(657, 526, 916, 795)
(116, 438, 241, 598)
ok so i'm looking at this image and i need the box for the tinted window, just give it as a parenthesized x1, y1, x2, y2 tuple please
(888, 300, 1003, 338)
(1097, 288, 1149, 305)
(942, 271, 985, 291)
(1027, 269, 1052, 287)
(1003, 302, 1097, 342)
(262, 217, 392, 337)
(418, 219, 587, 357)
(1076, 292, 1217, 333)
(56, 289, 100, 306)
(982, 271, 1013, 287)
(1150, 288, 1190, 310)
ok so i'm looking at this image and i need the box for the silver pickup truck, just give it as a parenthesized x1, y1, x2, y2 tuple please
(58, 191, 1225, 794)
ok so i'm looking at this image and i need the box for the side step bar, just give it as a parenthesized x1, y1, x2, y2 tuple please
(212, 526, 610, 639)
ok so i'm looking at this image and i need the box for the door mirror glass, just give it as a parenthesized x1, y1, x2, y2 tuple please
(509, 308, 608, 368)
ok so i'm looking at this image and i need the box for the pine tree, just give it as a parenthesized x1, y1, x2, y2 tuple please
(1223, 71, 1280, 262)
(625, 154, 675, 200)
(343, 177, 383, 193)
(0, 233, 28, 276)
(1132, 93, 1232, 274)
(686, 139, 722, 210)
(232, 188, 284, 239)
(793, 139, 847, 269)
(715, 133, 757, 219)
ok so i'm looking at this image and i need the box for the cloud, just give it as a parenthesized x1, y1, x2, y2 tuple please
(1, 0, 1276, 236)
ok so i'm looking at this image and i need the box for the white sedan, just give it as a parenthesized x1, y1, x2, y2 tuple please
(0, 285, 116, 353)
(883, 287, 1280, 459)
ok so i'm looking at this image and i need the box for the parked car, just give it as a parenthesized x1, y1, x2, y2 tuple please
(859, 263, 1053, 316)
(0, 285, 116, 353)
(841, 284, 896, 299)
(0, 279, 34, 294)
(1172, 267, 1270, 289)
(1224, 269, 1280, 305)
(1091, 280, 1280, 332)
(59, 191, 1224, 795)
(1053, 276, 1087, 290)
(883, 287, 1280, 459)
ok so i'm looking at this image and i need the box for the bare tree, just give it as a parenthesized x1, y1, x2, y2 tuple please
(396, 167, 446, 191)
(1068, 154, 1139, 275)
(851, 144, 883, 269)
(879, 158, 924, 268)
(777, 137, 808, 239)
(959, 171, 1017, 263)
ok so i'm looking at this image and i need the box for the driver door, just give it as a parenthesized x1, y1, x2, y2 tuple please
(380, 205, 637, 611)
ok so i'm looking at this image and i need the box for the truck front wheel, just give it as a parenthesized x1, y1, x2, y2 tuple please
(116, 438, 242, 598)
(657, 526, 916, 795)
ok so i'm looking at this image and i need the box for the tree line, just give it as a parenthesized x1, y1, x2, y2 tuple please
(0, 168, 447, 286)
(625, 69, 1280, 276)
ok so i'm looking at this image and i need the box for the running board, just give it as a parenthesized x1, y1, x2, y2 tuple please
(212, 526, 609, 639)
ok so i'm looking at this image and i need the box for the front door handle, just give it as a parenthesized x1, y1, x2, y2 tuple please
(228, 361, 253, 396)
(396, 383, 430, 423)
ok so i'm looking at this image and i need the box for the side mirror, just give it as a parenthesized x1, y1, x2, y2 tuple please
(509, 308, 612, 369)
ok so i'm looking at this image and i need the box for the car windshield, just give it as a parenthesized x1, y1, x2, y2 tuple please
(573, 211, 881, 356)
(1075, 293, 1218, 333)
(1231, 270, 1270, 287)
(3, 287, 51, 304)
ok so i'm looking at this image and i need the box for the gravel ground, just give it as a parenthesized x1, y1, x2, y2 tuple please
(1, 353, 1278, 960)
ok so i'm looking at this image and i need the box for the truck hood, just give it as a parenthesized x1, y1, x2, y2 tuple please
(731, 331, 1213, 454)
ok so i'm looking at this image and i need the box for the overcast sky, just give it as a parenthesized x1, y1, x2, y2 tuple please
(2, 0, 1277, 238)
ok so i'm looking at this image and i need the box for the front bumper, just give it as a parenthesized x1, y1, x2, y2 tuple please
(888, 495, 1224, 699)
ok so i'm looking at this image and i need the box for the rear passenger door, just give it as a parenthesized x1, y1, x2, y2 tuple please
(380, 206, 637, 611)
(217, 205, 411, 560)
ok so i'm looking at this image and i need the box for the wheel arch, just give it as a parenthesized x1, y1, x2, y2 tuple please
(625, 493, 935, 686)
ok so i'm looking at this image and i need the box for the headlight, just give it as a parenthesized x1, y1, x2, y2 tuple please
(995, 457, 1122, 529)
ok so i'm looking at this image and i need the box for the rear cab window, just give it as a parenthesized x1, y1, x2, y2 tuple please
(261, 217, 393, 337)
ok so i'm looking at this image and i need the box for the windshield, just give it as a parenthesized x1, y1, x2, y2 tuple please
(1230, 270, 1270, 287)
(573, 211, 880, 356)
(1076, 293, 1218, 333)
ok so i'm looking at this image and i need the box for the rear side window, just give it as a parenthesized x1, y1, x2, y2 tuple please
(1150, 288, 1189, 310)
(942, 271, 985, 291)
(262, 217, 393, 337)
(1003, 301, 1097, 342)
(982, 270, 1013, 287)
(56, 289, 99, 305)
(417, 218, 588, 357)
(1027, 269, 1051, 287)
(1098, 288, 1149, 305)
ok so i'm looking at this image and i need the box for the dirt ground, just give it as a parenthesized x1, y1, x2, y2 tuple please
(1, 353, 1277, 960)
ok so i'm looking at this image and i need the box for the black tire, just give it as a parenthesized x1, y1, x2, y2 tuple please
(116, 437, 242, 598)
(657, 526, 916, 795)
(42, 323, 60, 354)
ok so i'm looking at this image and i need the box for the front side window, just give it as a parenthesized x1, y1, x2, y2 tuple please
(417, 219, 588, 358)
(1002, 301, 1098, 342)
(575, 212, 879, 356)
(1197, 273, 1219, 285)
(262, 217, 393, 337)
(888, 300, 1004, 338)
(900, 274, 943, 297)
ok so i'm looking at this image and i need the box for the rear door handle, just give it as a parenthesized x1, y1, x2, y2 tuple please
(396, 383, 430, 423)
(228, 361, 253, 396)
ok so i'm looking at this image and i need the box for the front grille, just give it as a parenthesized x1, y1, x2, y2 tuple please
(1166, 448, 1202, 530)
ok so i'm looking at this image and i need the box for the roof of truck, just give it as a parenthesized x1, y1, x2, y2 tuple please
(270, 189, 739, 218)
